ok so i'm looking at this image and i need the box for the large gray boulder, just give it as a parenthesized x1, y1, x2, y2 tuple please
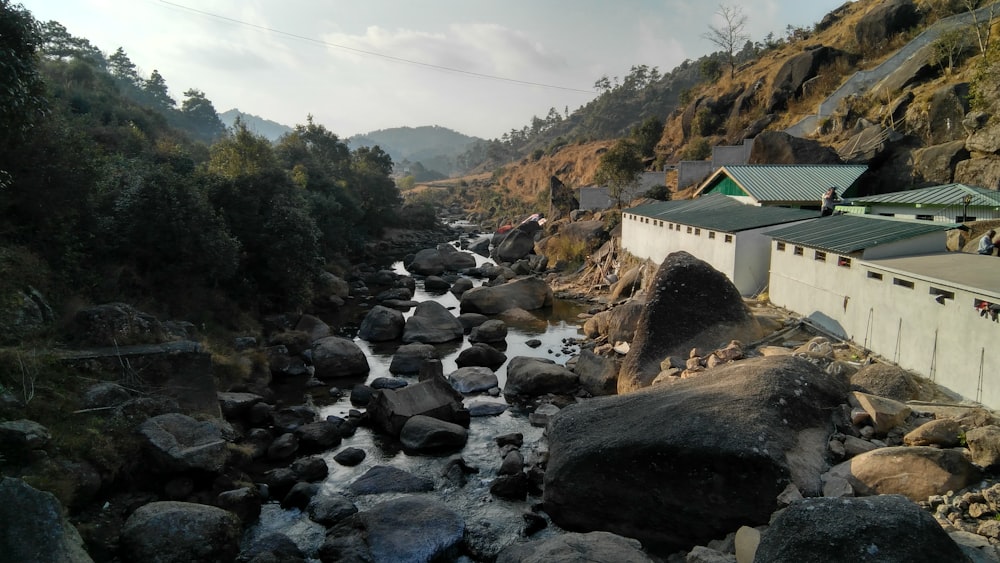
(400, 415, 469, 452)
(494, 228, 537, 263)
(438, 245, 478, 271)
(827, 446, 981, 501)
(573, 349, 620, 397)
(120, 501, 241, 563)
(544, 355, 849, 555)
(68, 302, 167, 346)
(460, 277, 553, 315)
(505, 356, 579, 397)
(406, 248, 446, 276)
(389, 342, 438, 375)
(358, 305, 405, 342)
(320, 495, 464, 563)
(767, 46, 846, 112)
(367, 373, 468, 436)
(914, 140, 969, 184)
(749, 130, 841, 164)
(956, 155, 1000, 189)
(850, 362, 926, 402)
(312, 336, 370, 379)
(618, 251, 762, 393)
(496, 531, 654, 563)
(455, 342, 507, 371)
(348, 466, 434, 496)
(402, 301, 464, 344)
(753, 495, 972, 563)
(855, 0, 920, 49)
(448, 366, 499, 394)
(137, 413, 232, 474)
(0, 477, 94, 563)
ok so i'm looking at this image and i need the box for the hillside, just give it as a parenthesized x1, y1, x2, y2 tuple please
(349, 125, 481, 177)
(219, 109, 294, 141)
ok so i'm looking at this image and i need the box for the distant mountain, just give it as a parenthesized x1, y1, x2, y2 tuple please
(349, 125, 481, 177)
(219, 109, 293, 141)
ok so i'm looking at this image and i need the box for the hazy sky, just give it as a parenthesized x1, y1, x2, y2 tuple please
(21, 0, 847, 139)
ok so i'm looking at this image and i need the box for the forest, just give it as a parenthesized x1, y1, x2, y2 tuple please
(0, 1, 434, 336)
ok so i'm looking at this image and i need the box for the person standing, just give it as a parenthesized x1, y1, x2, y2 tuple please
(978, 229, 996, 255)
(821, 186, 840, 216)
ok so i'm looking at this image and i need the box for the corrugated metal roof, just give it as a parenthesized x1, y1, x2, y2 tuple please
(764, 214, 957, 253)
(628, 193, 817, 232)
(701, 165, 868, 203)
(847, 183, 1000, 207)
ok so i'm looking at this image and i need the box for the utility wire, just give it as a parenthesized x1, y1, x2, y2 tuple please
(158, 0, 593, 94)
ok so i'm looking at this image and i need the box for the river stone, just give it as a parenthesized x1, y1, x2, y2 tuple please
(367, 373, 467, 436)
(120, 501, 241, 563)
(400, 415, 469, 452)
(424, 276, 451, 292)
(320, 495, 464, 563)
(544, 355, 849, 555)
(469, 319, 508, 343)
(334, 447, 366, 466)
(83, 382, 133, 409)
(137, 412, 231, 473)
(440, 245, 478, 271)
(0, 477, 94, 563)
(448, 366, 499, 394)
(358, 305, 405, 342)
(827, 446, 982, 501)
(348, 465, 434, 495)
(450, 277, 474, 297)
(215, 487, 262, 525)
(494, 228, 536, 263)
(455, 342, 507, 371)
(311, 336, 370, 379)
(406, 248, 446, 276)
(573, 349, 620, 397)
(402, 301, 464, 344)
(0, 418, 51, 451)
(69, 302, 167, 346)
(291, 455, 329, 482)
(496, 531, 653, 563)
(216, 391, 262, 419)
(753, 495, 972, 563)
(468, 400, 508, 417)
(389, 342, 438, 375)
(618, 251, 761, 393)
(460, 276, 553, 314)
(505, 356, 579, 397)
(307, 491, 358, 526)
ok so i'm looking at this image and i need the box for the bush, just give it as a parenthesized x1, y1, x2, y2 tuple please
(681, 137, 712, 160)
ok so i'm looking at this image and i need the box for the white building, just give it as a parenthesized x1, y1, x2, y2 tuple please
(840, 183, 1000, 222)
(622, 194, 816, 296)
(694, 164, 869, 209)
(764, 215, 1000, 407)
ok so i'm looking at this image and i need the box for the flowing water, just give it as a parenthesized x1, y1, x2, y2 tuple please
(244, 247, 590, 560)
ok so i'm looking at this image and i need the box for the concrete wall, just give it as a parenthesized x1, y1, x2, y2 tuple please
(678, 161, 715, 190)
(860, 232, 948, 260)
(621, 212, 781, 295)
(769, 245, 1000, 408)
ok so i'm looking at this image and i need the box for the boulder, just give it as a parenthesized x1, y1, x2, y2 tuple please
(307, 491, 358, 526)
(850, 363, 924, 402)
(319, 496, 463, 563)
(402, 301, 464, 344)
(468, 400, 508, 417)
(389, 342, 438, 375)
(448, 366, 499, 394)
(753, 495, 971, 563)
(496, 531, 654, 563)
(913, 140, 969, 184)
(294, 421, 342, 452)
(967, 122, 1000, 155)
(294, 314, 332, 342)
(68, 302, 167, 346)
(544, 355, 849, 555)
(215, 487, 262, 525)
(0, 477, 94, 563)
(137, 413, 231, 474)
(838, 121, 904, 164)
(400, 415, 469, 452)
(928, 83, 970, 145)
(904, 418, 963, 447)
(850, 391, 911, 435)
(0, 286, 55, 344)
(423, 276, 451, 292)
(874, 40, 938, 95)
(450, 277, 474, 297)
(311, 336, 370, 379)
(439, 246, 478, 271)
(555, 221, 608, 250)
(494, 228, 537, 263)
(120, 501, 241, 563)
(0, 419, 51, 455)
(358, 305, 405, 342)
(468, 319, 508, 344)
(367, 373, 468, 436)
(505, 356, 579, 397)
(618, 252, 761, 393)
(855, 0, 920, 49)
(827, 446, 981, 501)
(748, 130, 841, 164)
(83, 382, 133, 410)
(406, 248, 446, 276)
(455, 343, 507, 371)
(965, 425, 1000, 469)
(767, 46, 846, 112)
(460, 277, 553, 315)
(348, 466, 434, 495)
(573, 349, 620, 397)
(955, 155, 1000, 189)
(333, 447, 366, 467)
(548, 175, 580, 221)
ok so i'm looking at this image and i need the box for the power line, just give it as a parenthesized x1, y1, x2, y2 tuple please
(157, 0, 594, 94)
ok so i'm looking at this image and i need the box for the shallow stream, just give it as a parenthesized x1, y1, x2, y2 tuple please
(244, 248, 590, 560)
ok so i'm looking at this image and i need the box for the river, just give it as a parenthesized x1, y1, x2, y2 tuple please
(243, 244, 591, 561)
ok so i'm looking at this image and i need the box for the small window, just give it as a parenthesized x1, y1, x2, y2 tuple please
(867, 271, 883, 280)
(725, 234, 734, 243)
(686, 226, 693, 234)
(776, 242, 786, 251)
(837, 256, 851, 268)
(878, 213, 895, 217)
(916, 214, 933, 221)
(930, 287, 954, 303)
(793, 246, 803, 256)
(958, 215, 977, 222)
(814, 251, 826, 262)
(694, 228, 701, 236)
(893, 278, 914, 289)
(709, 231, 716, 239)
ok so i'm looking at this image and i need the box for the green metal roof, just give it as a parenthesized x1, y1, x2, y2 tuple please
(627, 193, 818, 232)
(847, 183, 1000, 207)
(764, 214, 957, 254)
(699, 165, 868, 203)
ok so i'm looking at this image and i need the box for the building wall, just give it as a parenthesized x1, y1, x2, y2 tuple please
(769, 244, 1000, 408)
(621, 212, 780, 295)
(860, 232, 948, 260)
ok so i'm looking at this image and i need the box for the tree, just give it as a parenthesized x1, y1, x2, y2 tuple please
(108, 47, 141, 88)
(593, 139, 644, 209)
(208, 119, 278, 179)
(931, 27, 971, 73)
(631, 116, 664, 158)
(964, 0, 999, 55)
(180, 89, 226, 143)
(702, 4, 749, 78)
(38, 20, 105, 68)
(0, 0, 46, 153)
(144, 69, 175, 108)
